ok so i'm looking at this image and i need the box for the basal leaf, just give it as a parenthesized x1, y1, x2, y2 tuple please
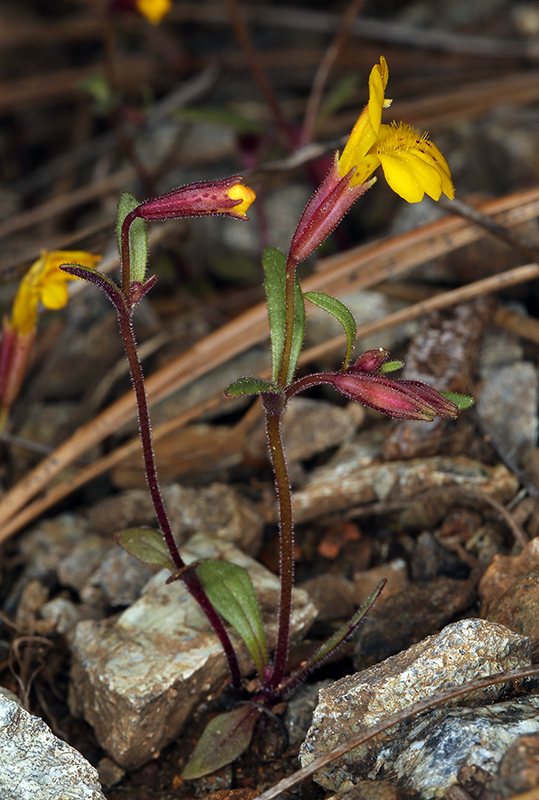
(113, 527, 176, 572)
(116, 192, 148, 284)
(304, 291, 356, 369)
(196, 560, 269, 679)
(182, 705, 262, 780)
(440, 392, 475, 410)
(224, 376, 282, 397)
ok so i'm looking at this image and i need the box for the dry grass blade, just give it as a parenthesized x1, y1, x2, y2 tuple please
(1, 186, 539, 537)
(253, 665, 539, 800)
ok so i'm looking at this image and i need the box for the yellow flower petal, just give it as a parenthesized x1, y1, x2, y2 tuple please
(377, 154, 426, 202)
(226, 183, 256, 216)
(136, 0, 172, 24)
(40, 278, 69, 310)
(9, 249, 101, 335)
(338, 57, 390, 179)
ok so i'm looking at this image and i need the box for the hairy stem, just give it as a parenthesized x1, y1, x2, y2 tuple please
(118, 308, 242, 688)
(262, 393, 294, 690)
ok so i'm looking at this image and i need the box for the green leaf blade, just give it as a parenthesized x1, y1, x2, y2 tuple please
(440, 392, 475, 410)
(113, 527, 176, 572)
(262, 247, 287, 383)
(196, 560, 269, 679)
(287, 275, 306, 384)
(304, 291, 356, 369)
(224, 376, 282, 397)
(182, 705, 261, 779)
(116, 192, 148, 284)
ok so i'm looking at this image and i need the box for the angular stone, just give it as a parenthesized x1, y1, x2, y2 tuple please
(479, 537, 539, 611)
(57, 534, 113, 592)
(300, 619, 531, 791)
(289, 457, 518, 524)
(369, 696, 539, 799)
(81, 547, 157, 607)
(0, 693, 105, 799)
(484, 573, 539, 659)
(354, 577, 476, 669)
(69, 533, 317, 769)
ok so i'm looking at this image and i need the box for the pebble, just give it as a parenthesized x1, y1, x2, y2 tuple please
(80, 546, 158, 607)
(479, 537, 539, 611)
(494, 731, 539, 796)
(69, 532, 317, 769)
(410, 531, 471, 582)
(300, 619, 531, 792)
(369, 695, 539, 799)
(299, 574, 357, 620)
(0, 692, 105, 799)
(57, 534, 113, 592)
(284, 681, 332, 747)
(483, 573, 539, 659)
(354, 576, 476, 669)
(354, 559, 409, 606)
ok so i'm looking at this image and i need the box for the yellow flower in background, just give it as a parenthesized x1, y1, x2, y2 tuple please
(136, 0, 172, 24)
(11, 250, 101, 336)
(338, 57, 454, 203)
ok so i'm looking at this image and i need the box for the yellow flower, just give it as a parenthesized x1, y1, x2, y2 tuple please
(136, 0, 172, 24)
(338, 57, 454, 203)
(11, 250, 102, 336)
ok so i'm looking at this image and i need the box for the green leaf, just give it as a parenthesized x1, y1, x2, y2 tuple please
(262, 247, 305, 385)
(289, 275, 306, 384)
(196, 560, 269, 679)
(262, 247, 287, 382)
(440, 392, 475, 410)
(116, 192, 148, 284)
(379, 360, 405, 374)
(175, 106, 262, 135)
(113, 527, 176, 572)
(304, 291, 356, 370)
(224, 376, 282, 397)
(182, 705, 262, 779)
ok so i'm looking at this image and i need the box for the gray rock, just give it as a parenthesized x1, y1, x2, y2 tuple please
(370, 696, 539, 799)
(0, 693, 105, 799)
(69, 532, 317, 769)
(299, 619, 531, 792)
(477, 362, 538, 460)
(290, 456, 519, 525)
(81, 546, 157, 607)
(57, 534, 113, 592)
(285, 681, 332, 746)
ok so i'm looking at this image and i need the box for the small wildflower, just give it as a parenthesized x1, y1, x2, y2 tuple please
(338, 57, 454, 203)
(136, 0, 172, 24)
(133, 176, 256, 222)
(289, 58, 454, 264)
(0, 250, 101, 425)
(110, 0, 172, 25)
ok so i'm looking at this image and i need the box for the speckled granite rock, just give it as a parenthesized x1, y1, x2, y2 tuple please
(300, 619, 531, 792)
(369, 696, 539, 799)
(0, 692, 105, 799)
(69, 532, 317, 770)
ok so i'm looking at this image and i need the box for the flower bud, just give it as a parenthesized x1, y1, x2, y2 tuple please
(134, 176, 256, 222)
